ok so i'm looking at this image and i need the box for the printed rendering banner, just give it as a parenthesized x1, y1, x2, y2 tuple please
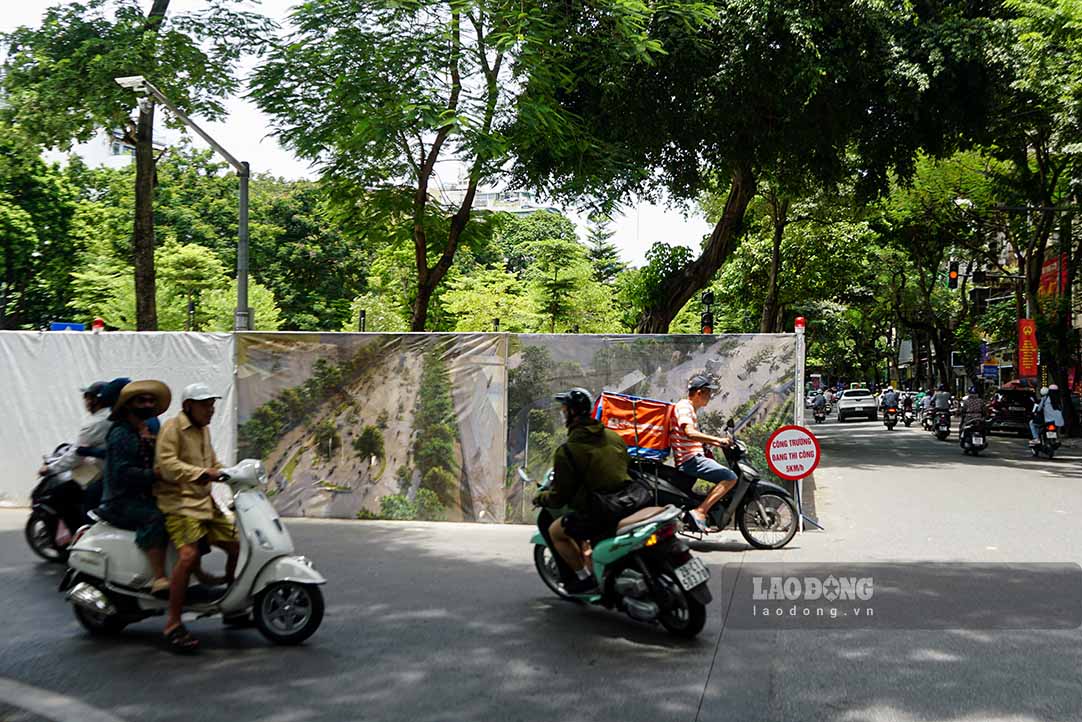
(235, 333, 508, 522)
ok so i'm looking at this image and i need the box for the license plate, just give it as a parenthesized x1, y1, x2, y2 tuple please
(972, 436, 983, 445)
(674, 557, 710, 590)
(854, 407, 863, 411)
(1047, 431, 1058, 440)
(939, 425, 948, 431)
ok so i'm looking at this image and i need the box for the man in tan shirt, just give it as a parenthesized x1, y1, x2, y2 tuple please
(155, 383, 239, 650)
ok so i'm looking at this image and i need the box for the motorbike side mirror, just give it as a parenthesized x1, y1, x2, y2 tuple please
(725, 418, 736, 431)
(517, 467, 530, 483)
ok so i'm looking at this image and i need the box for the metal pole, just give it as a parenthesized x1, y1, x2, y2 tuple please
(235, 162, 251, 331)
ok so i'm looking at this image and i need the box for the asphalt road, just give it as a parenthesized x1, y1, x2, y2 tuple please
(1, 415, 1080, 722)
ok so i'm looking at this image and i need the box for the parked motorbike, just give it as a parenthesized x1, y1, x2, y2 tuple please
(26, 444, 85, 563)
(1030, 420, 1061, 459)
(883, 407, 898, 430)
(528, 472, 712, 638)
(633, 422, 799, 550)
(61, 459, 326, 645)
(813, 407, 827, 424)
(934, 410, 952, 441)
(960, 418, 988, 456)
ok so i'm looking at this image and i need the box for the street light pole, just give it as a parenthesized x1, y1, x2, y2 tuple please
(115, 76, 252, 331)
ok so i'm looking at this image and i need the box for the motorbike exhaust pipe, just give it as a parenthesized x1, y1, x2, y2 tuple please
(67, 582, 117, 617)
(622, 597, 660, 622)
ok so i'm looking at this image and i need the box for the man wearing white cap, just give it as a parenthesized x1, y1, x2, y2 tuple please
(155, 383, 239, 651)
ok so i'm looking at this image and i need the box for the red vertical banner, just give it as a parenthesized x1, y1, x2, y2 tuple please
(1018, 319, 1039, 378)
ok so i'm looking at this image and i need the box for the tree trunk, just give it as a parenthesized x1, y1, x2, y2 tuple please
(128, 0, 170, 331)
(637, 164, 756, 333)
(132, 100, 158, 331)
(759, 196, 789, 334)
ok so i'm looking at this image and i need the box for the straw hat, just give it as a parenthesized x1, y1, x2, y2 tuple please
(115, 380, 172, 416)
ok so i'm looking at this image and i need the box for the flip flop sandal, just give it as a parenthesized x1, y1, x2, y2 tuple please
(150, 578, 171, 599)
(688, 512, 709, 533)
(163, 625, 199, 654)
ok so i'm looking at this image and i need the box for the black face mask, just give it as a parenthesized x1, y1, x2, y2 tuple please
(132, 407, 156, 420)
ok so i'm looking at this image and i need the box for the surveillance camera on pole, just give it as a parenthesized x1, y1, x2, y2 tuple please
(114, 76, 149, 94)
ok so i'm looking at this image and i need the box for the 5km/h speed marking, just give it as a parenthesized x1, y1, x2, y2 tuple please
(765, 425, 821, 481)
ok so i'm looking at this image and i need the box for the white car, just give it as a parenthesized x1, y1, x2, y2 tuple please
(837, 388, 878, 422)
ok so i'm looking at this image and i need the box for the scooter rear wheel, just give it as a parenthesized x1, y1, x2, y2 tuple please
(656, 574, 706, 638)
(254, 582, 324, 645)
(533, 544, 573, 601)
(25, 512, 67, 563)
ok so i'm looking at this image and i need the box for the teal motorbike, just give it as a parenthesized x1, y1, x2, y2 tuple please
(524, 469, 712, 638)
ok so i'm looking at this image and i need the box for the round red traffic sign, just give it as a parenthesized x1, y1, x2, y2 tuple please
(765, 425, 821, 481)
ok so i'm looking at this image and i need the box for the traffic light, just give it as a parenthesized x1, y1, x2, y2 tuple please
(700, 311, 714, 335)
(969, 287, 990, 315)
(948, 261, 959, 289)
(701, 291, 715, 307)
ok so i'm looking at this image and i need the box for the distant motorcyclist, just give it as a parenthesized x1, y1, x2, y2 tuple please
(920, 388, 935, 413)
(933, 384, 952, 412)
(533, 388, 643, 595)
(959, 386, 986, 434)
(1029, 385, 1066, 446)
(812, 392, 827, 411)
(880, 386, 899, 410)
(902, 393, 915, 413)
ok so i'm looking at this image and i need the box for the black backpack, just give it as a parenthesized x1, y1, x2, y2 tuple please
(560, 445, 652, 526)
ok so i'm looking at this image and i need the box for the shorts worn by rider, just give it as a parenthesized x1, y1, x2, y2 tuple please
(671, 397, 737, 490)
(535, 419, 633, 542)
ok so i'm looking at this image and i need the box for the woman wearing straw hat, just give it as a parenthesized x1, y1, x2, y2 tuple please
(100, 380, 172, 596)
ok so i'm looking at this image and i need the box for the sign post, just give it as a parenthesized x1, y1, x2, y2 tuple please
(766, 423, 824, 532)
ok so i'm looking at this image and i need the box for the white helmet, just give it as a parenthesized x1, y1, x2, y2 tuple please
(181, 382, 221, 403)
(1039, 386, 1049, 397)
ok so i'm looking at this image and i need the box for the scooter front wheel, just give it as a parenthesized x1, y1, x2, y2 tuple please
(533, 544, 573, 600)
(254, 582, 324, 645)
(738, 493, 799, 550)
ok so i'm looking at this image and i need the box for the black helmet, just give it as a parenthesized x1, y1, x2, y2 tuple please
(554, 388, 594, 418)
(80, 381, 107, 398)
(688, 374, 719, 393)
(97, 376, 132, 408)
(938, 383, 946, 391)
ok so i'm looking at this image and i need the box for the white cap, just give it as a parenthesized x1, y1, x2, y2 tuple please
(182, 382, 221, 403)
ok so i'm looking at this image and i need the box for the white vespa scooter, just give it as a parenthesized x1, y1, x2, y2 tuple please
(60, 459, 326, 645)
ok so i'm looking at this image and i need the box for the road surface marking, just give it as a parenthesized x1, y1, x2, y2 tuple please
(0, 677, 127, 722)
